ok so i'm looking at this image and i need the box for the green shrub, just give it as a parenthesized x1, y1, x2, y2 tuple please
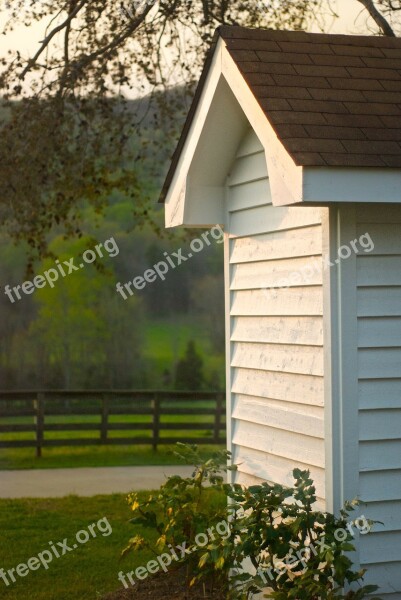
(123, 443, 235, 591)
(226, 469, 381, 599)
(123, 444, 381, 599)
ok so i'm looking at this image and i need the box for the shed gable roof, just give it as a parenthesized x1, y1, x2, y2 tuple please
(220, 26, 401, 169)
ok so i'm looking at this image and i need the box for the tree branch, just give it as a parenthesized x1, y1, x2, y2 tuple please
(19, 0, 89, 80)
(69, 2, 156, 77)
(356, 0, 396, 35)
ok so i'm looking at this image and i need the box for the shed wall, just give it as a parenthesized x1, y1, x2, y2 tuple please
(355, 205, 401, 598)
(225, 129, 326, 505)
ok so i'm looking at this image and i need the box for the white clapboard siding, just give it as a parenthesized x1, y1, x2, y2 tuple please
(361, 501, 401, 532)
(235, 128, 264, 157)
(231, 368, 324, 406)
(358, 317, 401, 348)
(358, 348, 401, 379)
(359, 410, 401, 441)
(229, 204, 322, 238)
(225, 128, 324, 503)
(231, 342, 324, 376)
(360, 440, 401, 471)
(232, 420, 325, 468)
(357, 287, 401, 317)
(232, 445, 325, 500)
(229, 179, 272, 212)
(230, 225, 322, 264)
(230, 256, 322, 290)
(358, 379, 401, 410)
(231, 287, 323, 316)
(355, 206, 401, 590)
(360, 531, 401, 565)
(231, 316, 323, 346)
(360, 471, 401, 503)
(227, 151, 269, 186)
(362, 563, 401, 597)
(233, 393, 324, 418)
(357, 256, 401, 286)
(232, 395, 324, 438)
(356, 224, 401, 254)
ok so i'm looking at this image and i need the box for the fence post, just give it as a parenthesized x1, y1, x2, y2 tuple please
(101, 394, 109, 445)
(34, 393, 45, 458)
(214, 393, 224, 444)
(152, 394, 160, 451)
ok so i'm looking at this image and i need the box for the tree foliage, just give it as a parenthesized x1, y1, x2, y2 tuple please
(0, 0, 324, 257)
(0, 1, 399, 257)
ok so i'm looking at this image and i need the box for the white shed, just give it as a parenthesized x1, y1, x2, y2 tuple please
(161, 27, 401, 597)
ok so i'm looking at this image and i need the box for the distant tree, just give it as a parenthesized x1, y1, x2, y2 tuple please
(174, 340, 204, 391)
(190, 274, 225, 354)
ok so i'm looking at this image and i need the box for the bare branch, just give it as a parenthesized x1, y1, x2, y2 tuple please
(19, 0, 89, 80)
(68, 2, 156, 78)
(356, 0, 396, 35)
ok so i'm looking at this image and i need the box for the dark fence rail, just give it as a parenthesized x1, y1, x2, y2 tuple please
(0, 390, 226, 456)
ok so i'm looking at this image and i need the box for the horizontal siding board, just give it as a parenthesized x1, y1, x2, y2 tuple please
(232, 420, 325, 468)
(361, 501, 401, 533)
(230, 256, 322, 290)
(231, 341, 324, 376)
(232, 368, 324, 406)
(360, 531, 401, 565)
(357, 287, 401, 317)
(232, 445, 325, 499)
(230, 226, 322, 264)
(232, 394, 324, 438)
(360, 470, 401, 502)
(361, 562, 401, 596)
(358, 348, 401, 379)
(357, 256, 401, 286)
(234, 393, 324, 418)
(228, 178, 272, 211)
(228, 205, 322, 238)
(231, 316, 323, 346)
(359, 410, 401, 441)
(231, 287, 323, 316)
(359, 379, 401, 410)
(358, 317, 401, 348)
(228, 151, 268, 186)
(360, 440, 401, 471)
(235, 128, 264, 158)
(355, 224, 401, 254)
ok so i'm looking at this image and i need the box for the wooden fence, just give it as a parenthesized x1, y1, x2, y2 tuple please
(0, 390, 226, 457)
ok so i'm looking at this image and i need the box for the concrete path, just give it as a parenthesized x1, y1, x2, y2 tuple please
(0, 465, 194, 498)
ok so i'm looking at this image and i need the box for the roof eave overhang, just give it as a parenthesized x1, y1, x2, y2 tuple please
(162, 35, 401, 228)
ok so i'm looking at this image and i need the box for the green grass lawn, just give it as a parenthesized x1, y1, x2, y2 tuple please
(0, 443, 223, 470)
(0, 494, 156, 600)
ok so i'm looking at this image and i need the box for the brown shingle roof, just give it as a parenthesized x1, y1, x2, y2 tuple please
(220, 26, 401, 168)
(160, 27, 401, 202)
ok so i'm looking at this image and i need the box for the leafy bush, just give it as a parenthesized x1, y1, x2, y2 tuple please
(124, 443, 235, 591)
(226, 470, 381, 599)
(123, 444, 380, 599)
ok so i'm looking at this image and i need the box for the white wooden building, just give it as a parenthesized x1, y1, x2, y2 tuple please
(161, 27, 401, 597)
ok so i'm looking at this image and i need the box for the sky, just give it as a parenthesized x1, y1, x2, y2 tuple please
(0, 0, 394, 97)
